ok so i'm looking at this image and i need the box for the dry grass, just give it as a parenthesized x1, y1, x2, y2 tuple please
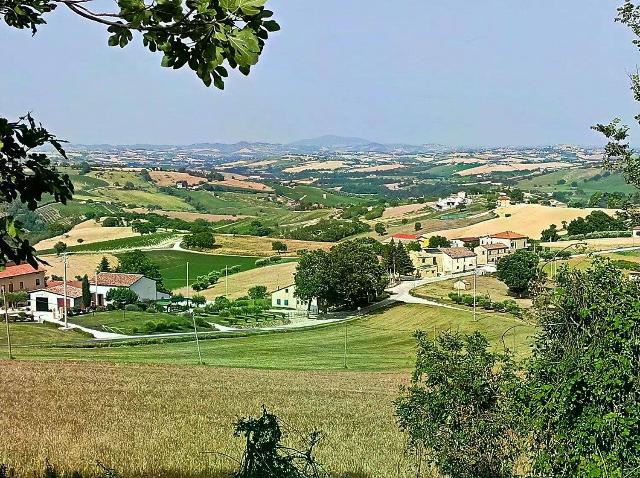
(541, 237, 640, 251)
(381, 204, 428, 219)
(209, 178, 274, 192)
(0, 361, 414, 478)
(457, 162, 570, 176)
(352, 164, 405, 173)
(39, 253, 119, 278)
(211, 235, 333, 256)
(283, 161, 346, 174)
(149, 171, 207, 187)
(35, 221, 138, 251)
(174, 261, 297, 299)
(125, 208, 249, 223)
(428, 204, 619, 240)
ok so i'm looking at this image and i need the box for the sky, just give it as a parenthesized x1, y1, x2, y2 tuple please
(1, 0, 639, 146)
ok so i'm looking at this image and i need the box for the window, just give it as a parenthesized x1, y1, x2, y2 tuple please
(19, 281, 24, 289)
(285, 288, 289, 293)
(8, 283, 13, 292)
(276, 299, 281, 305)
(284, 299, 289, 306)
(36, 278, 40, 286)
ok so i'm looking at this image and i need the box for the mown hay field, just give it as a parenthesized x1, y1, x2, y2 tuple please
(0, 361, 414, 478)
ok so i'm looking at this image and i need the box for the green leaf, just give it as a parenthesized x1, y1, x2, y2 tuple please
(6, 218, 17, 238)
(229, 28, 260, 67)
(108, 35, 119, 47)
(220, 0, 266, 15)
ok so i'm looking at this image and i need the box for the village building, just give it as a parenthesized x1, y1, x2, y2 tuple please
(30, 284, 84, 313)
(410, 249, 443, 278)
(271, 284, 318, 313)
(440, 247, 477, 274)
(434, 192, 471, 211)
(479, 231, 529, 251)
(475, 243, 510, 265)
(450, 236, 479, 248)
(496, 194, 511, 208)
(92, 272, 169, 305)
(175, 180, 188, 189)
(0, 263, 46, 293)
(384, 233, 419, 244)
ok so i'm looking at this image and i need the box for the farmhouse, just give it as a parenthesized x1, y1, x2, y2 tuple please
(497, 194, 511, 208)
(479, 231, 529, 251)
(271, 284, 318, 314)
(434, 192, 471, 211)
(410, 249, 442, 278)
(0, 262, 46, 293)
(450, 236, 479, 248)
(440, 247, 477, 274)
(475, 243, 510, 265)
(30, 284, 84, 313)
(92, 272, 169, 305)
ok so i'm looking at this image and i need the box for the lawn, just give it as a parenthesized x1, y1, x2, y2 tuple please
(69, 310, 210, 335)
(0, 322, 90, 348)
(141, 250, 264, 290)
(2, 303, 536, 368)
(1, 361, 411, 478)
(412, 275, 532, 309)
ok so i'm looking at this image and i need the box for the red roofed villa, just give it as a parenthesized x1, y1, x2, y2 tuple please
(0, 262, 46, 293)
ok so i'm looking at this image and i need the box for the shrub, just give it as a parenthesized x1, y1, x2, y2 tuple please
(154, 321, 168, 332)
(106, 303, 116, 311)
(144, 321, 156, 333)
(269, 255, 282, 263)
(124, 304, 140, 311)
(255, 258, 269, 267)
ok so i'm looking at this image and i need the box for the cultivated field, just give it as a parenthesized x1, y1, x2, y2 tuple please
(210, 235, 333, 256)
(149, 170, 207, 187)
(125, 208, 249, 222)
(35, 221, 137, 251)
(174, 261, 297, 299)
(39, 252, 119, 278)
(283, 161, 346, 173)
(210, 177, 274, 192)
(427, 204, 619, 239)
(457, 162, 570, 176)
(381, 203, 428, 219)
(0, 361, 412, 478)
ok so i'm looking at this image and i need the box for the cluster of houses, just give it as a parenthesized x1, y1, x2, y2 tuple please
(401, 230, 529, 278)
(434, 192, 472, 211)
(0, 262, 167, 318)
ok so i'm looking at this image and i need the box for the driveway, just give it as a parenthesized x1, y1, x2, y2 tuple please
(386, 272, 473, 310)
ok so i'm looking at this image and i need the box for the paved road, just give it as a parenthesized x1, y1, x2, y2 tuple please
(386, 272, 473, 310)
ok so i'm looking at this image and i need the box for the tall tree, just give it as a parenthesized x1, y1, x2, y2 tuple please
(97, 256, 111, 272)
(81, 274, 91, 308)
(496, 250, 540, 297)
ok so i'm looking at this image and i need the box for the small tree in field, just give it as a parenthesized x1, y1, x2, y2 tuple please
(374, 222, 387, 236)
(53, 241, 67, 256)
(248, 285, 268, 300)
(496, 250, 540, 297)
(414, 222, 422, 231)
(106, 287, 138, 306)
(271, 241, 287, 254)
(191, 295, 206, 307)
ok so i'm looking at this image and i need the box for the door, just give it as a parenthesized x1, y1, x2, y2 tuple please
(35, 297, 49, 312)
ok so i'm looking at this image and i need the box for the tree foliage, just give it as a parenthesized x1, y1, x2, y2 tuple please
(116, 249, 165, 290)
(382, 240, 414, 275)
(523, 258, 640, 477)
(496, 250, 540, 296)
(106, 287, 138, 305)
(428, 235, 451, 248)
(2, 0, 279, 89)
(294, 240, 387, 311)
(396, 331, 518, 478)
(81, 274, 91, 307)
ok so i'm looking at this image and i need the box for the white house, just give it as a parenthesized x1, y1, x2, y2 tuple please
(439, 247, 477, 274)
(91, 272, 169, 305)
(30, 284, 84, 314)
(271, 284, 318, 314)
(434, 192, 471, 211)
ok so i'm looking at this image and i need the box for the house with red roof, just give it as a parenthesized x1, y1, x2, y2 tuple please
(479, 231, 529, 251)
(92, 272, 170, 306)
(384, 233, 419, 244)
(0, 262, 46, 293)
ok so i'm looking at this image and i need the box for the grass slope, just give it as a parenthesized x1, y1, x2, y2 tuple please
(2, 303, 536, 369)
(141, 250, 263, 290)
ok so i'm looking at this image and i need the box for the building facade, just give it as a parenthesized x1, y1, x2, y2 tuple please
(440, 247, 477, 274)
(0, 263, 46, 293)
(475, 243, 510, 265)
(271, 284, 318, 313)
(479, 231, 529, 251)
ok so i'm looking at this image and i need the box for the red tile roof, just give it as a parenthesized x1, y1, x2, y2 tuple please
(392, 233, 418, 240)
(97, 272, 144, 287)
(489, 231, 528, 240)
(440, 247, 476, 259)
(0, 263, 45, 280)
(481, 243, 510, 251)
(48, 280, 83, 289)
(42, 285, 83, 298)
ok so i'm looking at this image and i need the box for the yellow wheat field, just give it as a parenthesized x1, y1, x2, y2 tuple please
(0, 361, 418, 478)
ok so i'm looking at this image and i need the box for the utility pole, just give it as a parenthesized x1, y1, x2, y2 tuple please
(186, 262, 190, 302)
(473, 269, 477, 322)
(225, 265, 228, 296)
(343, 322, 348, 369)
(94, 271, 98, 313)
(192, 310, 203, 365)
(2, 286, 13, 359)
(63, 252, 68, 328)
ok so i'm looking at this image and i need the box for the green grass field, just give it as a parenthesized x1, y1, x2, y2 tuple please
(2, 303, 536, 369)
(141, 250, 264, 290)
(91, 188, 194, 210)
(0, 322, 90, 348)
(39, 232, 177, 254)
(90, 170, 152, 189)
(69, 310, 211, 335)
(518, 167, 636, 194)
(269, 183, 368, 207)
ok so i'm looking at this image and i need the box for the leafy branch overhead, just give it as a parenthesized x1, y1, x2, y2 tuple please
(0, 0, 280, 88)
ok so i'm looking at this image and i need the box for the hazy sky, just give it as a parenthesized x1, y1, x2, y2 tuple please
(1, 1, 639, 145)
